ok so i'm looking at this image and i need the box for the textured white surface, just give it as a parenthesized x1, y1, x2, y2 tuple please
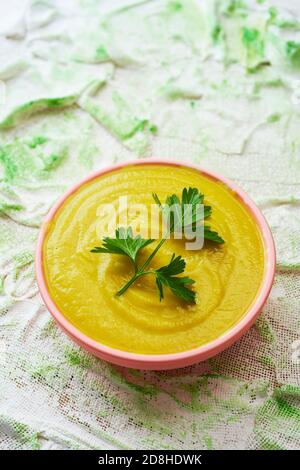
(0, 0, 300, 450)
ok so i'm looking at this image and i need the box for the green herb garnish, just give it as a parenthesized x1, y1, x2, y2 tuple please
(91, 227, 153, 269)
(91, 187, 224, 304)
(155, 254, 195, 303)
(152, 187, 224, 243)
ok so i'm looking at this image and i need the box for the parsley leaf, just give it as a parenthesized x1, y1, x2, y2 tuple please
(204, 225, 225, 244)
(155, 254, 196, 303)
(91, 227, 153, 265)
(153, 187, 224, 243)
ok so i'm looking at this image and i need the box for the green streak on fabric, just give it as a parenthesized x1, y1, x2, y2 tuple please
(149, 124, 158, 134)
(260, 437, 284, 450)
(0, 202, 23, 212)
(252, 388, 300, 450)
(41, 319, 58, 338)
(97, 409, 110, 418)
(286, 41, 300, 67)
(268, 6, 277, 22)
(43, 152, 67, 171)
(259, 395, 300, 421)
(278, 385, 300, 398)
(242, 27, 265, 71)
(0, 417, 41, 450)
(269, 7, 300, 30)
(26, 136, 48, 149)
(32, 364, 57, 380)
(203, 434, 214, 450)
(127, 368, 142, 377)
(95, 46, 109, 62)
(14, 251, 34, 268)
(258, 355, 274, 367)
(267, 113, 281, 123)
(274, 396, 300, 420)
(273, 389, 300, 420)
(255, 317, 275, 343)
(0, 95, 78, 129)
(242, 28, 260, 46)
(223, 0, 247, 17)
(91, 422, 132, 450)
(82, 92, 148, 140)
(77, 142, 98, 169)
(0, 139, 67, 184)
(252, 78, 284, 96)
(64, 346, 93, 369)
(212, 24, 222, 43)
(109, 367, 158, 397)
(168, 1, 183, 13)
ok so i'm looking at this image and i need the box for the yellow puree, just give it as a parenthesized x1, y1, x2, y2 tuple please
(43, 164, 265, 354)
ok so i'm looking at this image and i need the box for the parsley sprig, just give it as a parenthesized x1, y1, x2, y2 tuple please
(91, 187, 224, 304)
(155, 254, 195, 303)
(91, 227, 153, 270)
(153, 187, 224, 243)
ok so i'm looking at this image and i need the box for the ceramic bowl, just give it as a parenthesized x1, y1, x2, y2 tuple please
(35, 159, 276, 370)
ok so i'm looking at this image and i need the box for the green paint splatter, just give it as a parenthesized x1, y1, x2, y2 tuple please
(149, 124, 158, 134)
(267, 113, 281, 123)
(168, 1, 183, 13)
(252, 78, 283, 96)
(95, 46, 109, 62)
(0, 138, 67, 184)
(0, 202, 23, 212)
(82, 91, 149, 140)
(64, 346, 93, 368)
(212, 24, 222, 43)
(14, 251, 34, 268)
(26, 136, 48, 149)
(79, 84, 150, 155)
(13, 422, 40, 449)
(273, 389, 300, 419)
(0, 417, 41, 450)
(32, 364, 57, 380)
(109, 367, 158, 397)
(223, 0, 247, 17)
(77, 142, 99, 169)
(278, 385, 300, 398)
(43, 151, 67, 171)
(203, 434, 214, 450)
(258, 355, 274, 367)
(0, 95, 78, 129)
(41, 319, 58, 338)
(286, 41, 300, 67)
(260, 437, 284, 450)
(242, 27, 265, 71)
(256, 317, 275, 343)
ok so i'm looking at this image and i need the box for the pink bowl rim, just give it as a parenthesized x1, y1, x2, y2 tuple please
(35, 159, 276, 369)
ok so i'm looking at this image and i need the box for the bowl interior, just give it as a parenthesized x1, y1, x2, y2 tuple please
(35, 159, 276, 369)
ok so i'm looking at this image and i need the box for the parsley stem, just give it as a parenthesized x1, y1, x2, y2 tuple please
(116, 236, 168, 296)
(116, 272, 143, 296)
(116, 270, 155, 296)
(138, 237, 167, 272)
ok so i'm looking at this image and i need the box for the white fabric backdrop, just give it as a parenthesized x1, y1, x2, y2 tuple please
(0, 0, 300, 450)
